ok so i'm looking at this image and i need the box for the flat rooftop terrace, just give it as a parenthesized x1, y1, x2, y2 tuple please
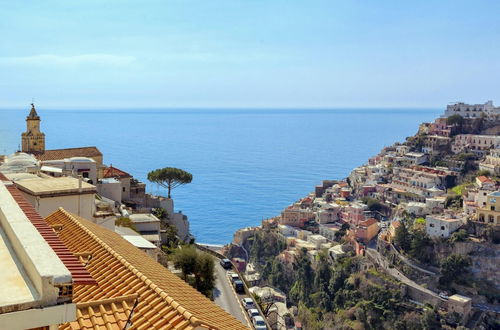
(12, 176, 96, 196)
(0, 226, 38, 312)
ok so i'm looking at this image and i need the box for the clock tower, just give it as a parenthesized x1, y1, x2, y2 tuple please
(21, 103, 45, 154)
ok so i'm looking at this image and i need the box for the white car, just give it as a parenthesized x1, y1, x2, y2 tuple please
(247, 308, 259, 318)
(252, 315, 267, 330)
(241, 297, 255, 309)
(229, 273, 240, 283)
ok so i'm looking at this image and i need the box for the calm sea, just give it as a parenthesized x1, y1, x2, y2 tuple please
(0, 108, 440, 244)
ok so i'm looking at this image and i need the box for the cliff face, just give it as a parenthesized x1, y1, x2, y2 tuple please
(433, 240, 500, 288)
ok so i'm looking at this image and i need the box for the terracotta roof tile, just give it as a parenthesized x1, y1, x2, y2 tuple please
(45, 209, 248, 330)
(61, 294, 137, 330)
(103, 165, 131, 178)
(359, 218, 378, 227)
(36, 147, 103, 161)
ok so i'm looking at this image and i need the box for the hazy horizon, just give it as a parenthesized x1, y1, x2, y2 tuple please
(1, 1, 499, 108)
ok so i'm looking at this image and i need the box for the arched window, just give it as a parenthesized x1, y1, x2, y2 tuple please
(479, 214, 485, 222)
(489, 215, 494, 223)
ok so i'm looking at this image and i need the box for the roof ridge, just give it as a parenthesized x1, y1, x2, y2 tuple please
(48, 146, 99, 150)
(56, 208, 220, 330)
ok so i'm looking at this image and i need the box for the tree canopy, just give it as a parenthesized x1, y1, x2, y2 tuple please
(172, 246, 215, 298)
(447, 114, 464, 126)
(147, 167, 193, 198)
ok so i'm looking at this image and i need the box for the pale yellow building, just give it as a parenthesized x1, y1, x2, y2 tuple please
(476, 191, 500, 225)
(21, 103, 45, 154)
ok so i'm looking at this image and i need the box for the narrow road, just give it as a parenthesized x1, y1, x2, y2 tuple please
(213, 262, 250, 327)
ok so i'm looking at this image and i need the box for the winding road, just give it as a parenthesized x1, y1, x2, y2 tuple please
(212, 261, 251, 327)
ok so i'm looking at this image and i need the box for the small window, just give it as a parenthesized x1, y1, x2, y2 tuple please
(122, 187, 126, 192)
(491, 206, 496, 211)
(430, 224, 435, 227)
(441, 226, 445, 230)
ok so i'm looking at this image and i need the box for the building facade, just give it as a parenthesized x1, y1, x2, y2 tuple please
(452, 134, 500, 154)
(443, 100, 500, 119)
(426, 215, 463, 238)
(476, 191, 500, 225)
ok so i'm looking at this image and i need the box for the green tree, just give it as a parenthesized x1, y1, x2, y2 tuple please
(147, 167, 193, 198)
(362, 197, 384, 212)
(421, 309, 441, 329)
(172, 246, 216, 298)
(152, 207, 168, 220)
(409, 229, 432, 263)
(477, 169, 491, 177)
(194, 253, 216, 298)
(447, 114, 464, 126)
(162, 225, 179, 250)
(450, 229, 468, 243)
(290, 248, 314, 305)
(394, 222, 411, 252)
(440, 254, 471, 286)
(172, 246, 197, 281)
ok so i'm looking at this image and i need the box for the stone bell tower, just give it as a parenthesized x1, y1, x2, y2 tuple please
(21, 103, 45, 154)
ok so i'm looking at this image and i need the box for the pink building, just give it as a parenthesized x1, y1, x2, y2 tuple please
(428, 118, 454, 137)
(341, 203, 367, 225)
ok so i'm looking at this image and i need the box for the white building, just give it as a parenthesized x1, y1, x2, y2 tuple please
(129, 213, 161, 246)
(0, 175, 78, 329)
(404, 152, 428, 165)
(278, 224, 298, 237)
(7, 175, 98, 223)
(479, 149, 500, 175)
(391, 166, 454, 198)
(318, 223, 341, 241)
(452, 134, 500, 154)
(307, 234, 327, 249)
(115, 226, 159, 261)
(41, 157, 97, 184)
(426, 215, 463, 238)
(406, 202, 428, 216)
(97, 177, 122, 202)
(328, 245, 346, 260)
(443, 100, 500, 119)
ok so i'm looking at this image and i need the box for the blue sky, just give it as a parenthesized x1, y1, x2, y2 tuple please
(0, 0, 499, 108)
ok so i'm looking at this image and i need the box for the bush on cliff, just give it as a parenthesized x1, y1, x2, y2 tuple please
(439, 254, 471, 287)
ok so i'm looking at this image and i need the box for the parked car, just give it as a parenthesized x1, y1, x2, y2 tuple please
(247, 308, 260, 318)
(233, 279, 245, 293)
(220, 258, 232, 269)
(252, 315, 267, 330)
(241, 297, 255, 309)
(229, 273, 240, 283)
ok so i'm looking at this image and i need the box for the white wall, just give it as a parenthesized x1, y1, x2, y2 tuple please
(22, 192, 95, 221)
(97, 181, 122, 203)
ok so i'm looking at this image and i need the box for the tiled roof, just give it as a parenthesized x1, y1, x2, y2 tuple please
(0, 172, 96, 285)
(45, 208, 248, 330)
(62, 294, 137, 330)
(103, 165, 131, 178)
(36, 147, 103, 161)
(477, 175, 493, 183)
(359, 218, 378, 227)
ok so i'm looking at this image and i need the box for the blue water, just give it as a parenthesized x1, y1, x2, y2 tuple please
(0, 108, 440, 244)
